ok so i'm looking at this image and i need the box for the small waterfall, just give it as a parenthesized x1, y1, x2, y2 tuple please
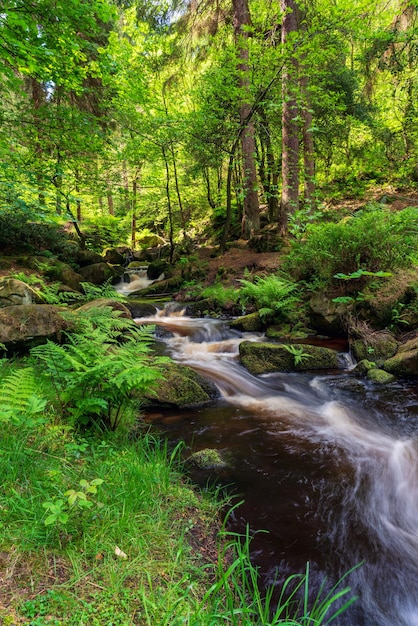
(136, 310, 418, 626)
(114, 267, 164, 295)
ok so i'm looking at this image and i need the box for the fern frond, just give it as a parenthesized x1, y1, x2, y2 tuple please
(0, 367, 47, 423)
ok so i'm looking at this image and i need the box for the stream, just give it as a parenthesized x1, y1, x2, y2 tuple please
(136, 308, 418, 626)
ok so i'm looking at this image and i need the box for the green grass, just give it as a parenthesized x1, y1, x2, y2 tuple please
(0, 417, 358, 625)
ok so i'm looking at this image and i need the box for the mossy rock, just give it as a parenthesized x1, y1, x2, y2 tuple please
(350, 332, 398, 365)
(0, 278, 43, 307)
(265, 324, 312, 341)
(145, 362, 219, 408)
(308, 292, 349, 336)
(187, 448, 228, 470)
(229, 312, 264, 332)
(367, 368, 396, 384)
(78, 263, 119, 285)
(355, 267, 418, 328)
(147, 260, 168, 281)
(352, 359, 376, 375)
(0, 304, 71, 350)
(239, 341, 340, 375)
(383, 334, 418, 378)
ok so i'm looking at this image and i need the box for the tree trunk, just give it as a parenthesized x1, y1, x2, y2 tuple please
(132, 176, 138, 249)
(162, 147, 175, 264)
(30, 78, 46, 207)
(258, 106, 279, 220)
(279, 0, 300, 236)
(300, 75, 316, 210)
(232, 0, 260, 239)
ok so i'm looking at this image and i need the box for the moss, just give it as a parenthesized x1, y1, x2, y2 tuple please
(353, 359, 376, 375)
(229, 312, 264, 332)
(239, 341, 339, 375)
(145, 362, 219, 408)
(187, 448, 228, 470)
(367, 368, 396, 384)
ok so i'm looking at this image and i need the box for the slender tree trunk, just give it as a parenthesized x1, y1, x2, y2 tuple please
(122, 162, 131, 213)
(162, 147, 175, 264)
(106, 175, 114, 215)
(258, 106, 279, 220)
(132, 176, 138, 249)
(30, 78, 46, 207)
(232, 0, 260, 239)
(279, 0, 300, 236)
(203, 168, 216, 209)
(75, 169, 82, 222)
(300, 75, 316, 210)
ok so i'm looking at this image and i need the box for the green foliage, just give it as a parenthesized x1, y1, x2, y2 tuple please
(0, 210, 69, 255)
(285, 206, 418, 287)
(201, 284, 239, 308)
(43, 478, 104, 528)
(29, 308, 166, 431)
(282, 345, 313, 366)
(0, 367, 47, 427)
(202, 524, 358, 625)
(83, 216, 130, 252)
(238, 275, 301, 321)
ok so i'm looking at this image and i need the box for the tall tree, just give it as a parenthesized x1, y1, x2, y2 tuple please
(279, 0, 300, 236)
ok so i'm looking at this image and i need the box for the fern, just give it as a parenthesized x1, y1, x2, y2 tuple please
(30, 308, 166, 431)
(0, 367, 47, 425)
(238, 275, 300, 320)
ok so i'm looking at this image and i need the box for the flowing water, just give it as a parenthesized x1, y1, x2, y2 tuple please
(136, 309, 418, 625)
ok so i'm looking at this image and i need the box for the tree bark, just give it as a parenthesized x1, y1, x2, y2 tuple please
(232, 0, 260, 239)
(279, 0, 300, 236)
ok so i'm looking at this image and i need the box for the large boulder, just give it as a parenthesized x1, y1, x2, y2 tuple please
(239, 340, 340, 375)
(76, 249, 104, 267)
(45, 262, 84, 292)
(0, 278, 42, 307)
(350, 331, 398, 365)
(383, 334, 418, 378)
(144, 362, 219, 408)
(0, 304, 71, 349)
(78, 262, 120, 285)
(308, 292, 348, 336)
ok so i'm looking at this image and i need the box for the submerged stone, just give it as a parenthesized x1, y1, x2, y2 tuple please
(187, 448, 228, 470)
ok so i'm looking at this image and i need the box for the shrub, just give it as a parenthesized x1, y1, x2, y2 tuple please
(284, 205, 418, 286)
(0, 210, 70, 255)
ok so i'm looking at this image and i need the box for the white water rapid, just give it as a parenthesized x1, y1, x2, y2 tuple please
(136, 310, 418, 626)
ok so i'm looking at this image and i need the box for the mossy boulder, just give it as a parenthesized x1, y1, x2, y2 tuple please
(229, 312, 264, 332)
(352, 359, 376, 375)
(78, 263, 120, 285)
(187, 448, 228, 470)
(103, 248, 125, 265)
(383, 334, 418, 378)
(308, 292, 349, 336)
(125, 300, 159, 319)
(144, 362, 219, 408)
(265, 325, 313, 341)
(0, 304, 71, 349)
(350, 331, 398, 365)
(355, 267, 418, 328)
(147, 260, 168, 281)
(239, 341, 340, 375)
(0, 278, 43, 307)
(76, 249, 104, 267)
(367, 368, 396, 384)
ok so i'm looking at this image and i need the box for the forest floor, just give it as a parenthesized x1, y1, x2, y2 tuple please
(195, 187, 418, 285)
